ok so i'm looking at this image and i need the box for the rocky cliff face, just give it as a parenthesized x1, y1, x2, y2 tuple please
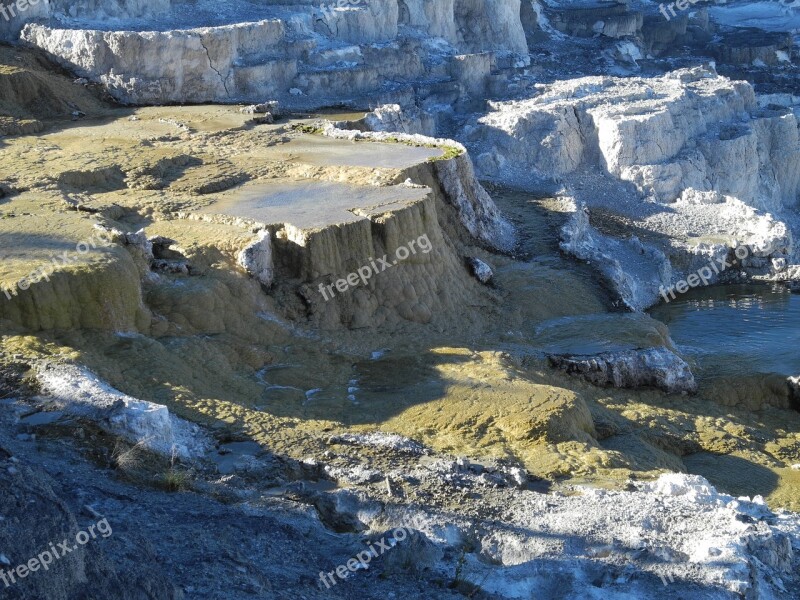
(471, 66, 800, 211)
(463, 66, 800, 308)
(323, 126, 515, 251)
(13, 0, 529, 107)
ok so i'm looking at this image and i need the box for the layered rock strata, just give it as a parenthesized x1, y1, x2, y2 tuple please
(549, 347, 698, 394)
(466, 67, 800, 308)
(14, 0, 529, 108)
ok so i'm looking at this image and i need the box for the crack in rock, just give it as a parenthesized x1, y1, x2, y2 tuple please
(198, 36, 230, 98)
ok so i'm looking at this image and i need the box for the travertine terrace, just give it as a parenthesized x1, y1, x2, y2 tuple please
(2, 2, 800, 599)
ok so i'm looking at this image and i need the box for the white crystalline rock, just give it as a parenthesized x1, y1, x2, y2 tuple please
(238, 230, 274, 287)
(613, 40, 643, 64)
(468, 68, 799, 307)
(434, 151, 516, 253)
(323, 125, 515, 252)
(453, 0, 528, 56)
(399, 0, 458, 40)
(645, 473, 724, 503)
(399, 0, 527, 55)
(549, 347, 698, 393)
(240, 101, 280, 116)
(560, 202, 672, 310)
(364, 104, 438, 137)
(22, 20, 293, 104)
(36, 363, 209, 458)
(467, 257, 494, 284)
(470, 67, 800, 212)
(315, 0, 399, 43)
(330, 432, 428, 455)
(15, 0, 529, 105)
(371, 471, 800, 599)
(558, 193, 793, 309)
(475, 101, 584, 179)
(651, 193, 794, 261)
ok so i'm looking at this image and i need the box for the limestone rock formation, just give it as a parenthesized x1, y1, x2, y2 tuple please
(547, 2, 643, 39)
(15, 0, 530, 108)
(363, 104, 437, 137)
(471, 66, 800, 212)
(548, 346, 698, 394)
(35, 363, 209, 458)
(237, 230, 274, 288)
(560, 203, 672, 311)
(467, 67, 800, 308)
(465, 257, 493, 284)
(323, 126, 516, 252)
(4, 5, 800, 600)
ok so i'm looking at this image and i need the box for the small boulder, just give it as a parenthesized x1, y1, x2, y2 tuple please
(466, 257, 493, 284)
(549, 347, 697, 394)
(240, 101, 281, 116)
(250, 113, 274, 125)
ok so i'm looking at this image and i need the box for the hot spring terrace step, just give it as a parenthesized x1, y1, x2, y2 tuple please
(292, 64, 382, 97)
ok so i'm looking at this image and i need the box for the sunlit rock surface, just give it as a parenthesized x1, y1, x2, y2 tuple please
(471, 66, 800, 211)
(36, 363, 210, 457)
(3, 4, 800, 600)
(464, 67, 800, 308)
(15, 0, 529, 107)
(549, 346, 698, 394)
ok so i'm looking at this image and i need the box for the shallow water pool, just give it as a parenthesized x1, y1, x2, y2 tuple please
(649, 283, 800, 379)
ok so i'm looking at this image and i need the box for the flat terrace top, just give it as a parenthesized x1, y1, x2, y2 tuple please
(710, 2, 800, 33)
(274, 135, 444, 169)
(48, 1, 309, 32)
(204, 179, 430, 230)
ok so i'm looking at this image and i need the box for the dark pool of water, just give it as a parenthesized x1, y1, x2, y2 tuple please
(649, 283, 800, 378)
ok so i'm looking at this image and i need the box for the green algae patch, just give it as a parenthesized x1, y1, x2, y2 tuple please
(0, 209, 149, 332)
(291, 124, 325, 135)
(0, 61, 797, 512)
(428, 146, 463, 162)
(6, 319, 800, 510)
(372, 137, 460, 162)
(373, 350, 598, 465)
(684, 452, 800, 512)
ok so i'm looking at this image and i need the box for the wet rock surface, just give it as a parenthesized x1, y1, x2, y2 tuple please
(549, 347, 698, 394)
